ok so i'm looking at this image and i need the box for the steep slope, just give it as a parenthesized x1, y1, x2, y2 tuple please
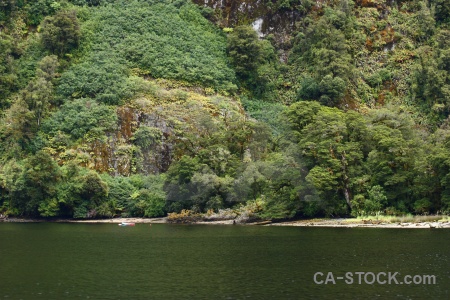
(0, 0, 449, 220)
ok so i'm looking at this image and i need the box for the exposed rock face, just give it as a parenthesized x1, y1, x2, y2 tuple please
(193, 0, 405, 62)
(59, 82, 247, 177)
(192, 0, 305, 62)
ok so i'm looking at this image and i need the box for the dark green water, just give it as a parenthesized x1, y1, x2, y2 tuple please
(0, 224, 449, 299)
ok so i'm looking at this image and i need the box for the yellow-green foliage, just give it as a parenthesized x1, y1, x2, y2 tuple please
(354, 214, 449, 224)
(167, 209, 202, 223)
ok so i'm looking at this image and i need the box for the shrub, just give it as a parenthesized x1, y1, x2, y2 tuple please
(167, 209, 202, 223)
(42, 98, 117, 141)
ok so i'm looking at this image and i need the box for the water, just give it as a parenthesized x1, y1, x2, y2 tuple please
(0, 223, 449, 299)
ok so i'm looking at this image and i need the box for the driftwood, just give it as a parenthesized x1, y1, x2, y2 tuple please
(251, 220, 272, 225)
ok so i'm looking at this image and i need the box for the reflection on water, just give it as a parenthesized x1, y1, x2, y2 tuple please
(0, 223, 449, 299)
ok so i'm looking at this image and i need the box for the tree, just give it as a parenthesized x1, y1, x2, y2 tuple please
(364, 109, 420, 210)
(164, 155, 203, 212)
(292, 10, 354, 106)
(16, 56, 59, 129)
(22, 76, 53, 128)
(36, 55, 59, 81)
(7, 151, 61, 216)
(57, 167, 109, 219)
(189, 167, 232, 212)
(80, 171, 108, 203)
(285, 101, 367, 214)
(41, 10, 81, 56)
(227, 26, 264, 80)
(410, 31, 450, 124)
(410, 1, 435, 43)
(0, 97, 35, 155)
(414, 123, 450, 213)
(431, 0, 450, 24)
(226, 25, 279, 98)
(0, 33, 17, 108)
(0, 55, 59, 157)
(26, 0, 61, 26)
(351, 185, 388, 216)
(128, 188, 165, 217)
(318, 75, 347, 106)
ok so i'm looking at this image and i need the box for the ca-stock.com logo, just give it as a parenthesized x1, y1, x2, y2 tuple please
(313, 272, 437, 285)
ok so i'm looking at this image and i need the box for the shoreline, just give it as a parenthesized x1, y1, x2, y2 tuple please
(1, 217, 450, 228)
(266, 219, 450, 229)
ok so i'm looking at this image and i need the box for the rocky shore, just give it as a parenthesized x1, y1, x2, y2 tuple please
(2, 216, 450, 228)
(267, 218, 450, 228)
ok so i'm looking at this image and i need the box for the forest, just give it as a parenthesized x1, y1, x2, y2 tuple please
(0, 0, 449, 221)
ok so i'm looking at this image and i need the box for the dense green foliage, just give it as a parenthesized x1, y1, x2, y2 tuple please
(41, 10, 81, 56)
(0, 0, 449, 220)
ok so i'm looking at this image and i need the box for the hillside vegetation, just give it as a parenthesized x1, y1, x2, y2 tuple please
(0, 0, 449, 221)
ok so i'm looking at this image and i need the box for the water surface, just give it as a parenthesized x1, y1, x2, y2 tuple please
(0, 223, 448, 299)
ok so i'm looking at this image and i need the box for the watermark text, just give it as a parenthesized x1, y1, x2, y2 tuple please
(313, 272, 437, 285)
